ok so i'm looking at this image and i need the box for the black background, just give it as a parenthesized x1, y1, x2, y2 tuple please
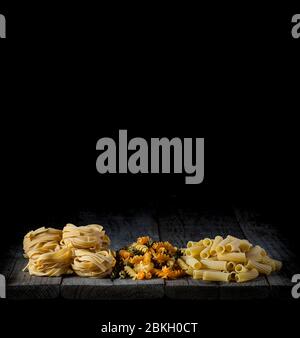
(0, 2, 299, 336)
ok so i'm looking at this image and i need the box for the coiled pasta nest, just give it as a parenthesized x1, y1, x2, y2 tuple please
(61, 223, 110, 251)
(72, 249, 116, 277)
(23, 227, 62, 258)
(23, 224, 114, 278)
(24, 246, 74, 277)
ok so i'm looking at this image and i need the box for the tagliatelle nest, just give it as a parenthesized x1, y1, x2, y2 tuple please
(23, 224, 114, 278)
(23, 227, 62, 258)
(111, 237, 185, 280)
(61, 223, 110, 251)
(72, 249, 116, 277)
(24, 246, 74, 277)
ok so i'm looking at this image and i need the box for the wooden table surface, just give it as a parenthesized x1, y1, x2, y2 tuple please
(0, 206, 297, 300)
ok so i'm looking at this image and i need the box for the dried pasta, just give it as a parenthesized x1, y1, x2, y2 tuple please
(179, 235, 282, 283)
(112, 236, 185, 280)
(23, 223, 114, 278)
(61, 223, 110, 251)
(72, 249, 116, 277)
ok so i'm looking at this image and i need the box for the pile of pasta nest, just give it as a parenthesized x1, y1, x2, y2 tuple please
(23, 224, 114, 277)
(23, 226, 282, 283)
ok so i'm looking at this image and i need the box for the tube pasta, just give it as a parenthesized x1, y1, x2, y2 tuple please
(235, 264, 248, 273)
(181, 235, 282, 283)
(186, 245, 205, 257)
(210, 236, 223, 256)
(203, 238, 212, 247)
(235, 268, 259, 282)
(193, 269, 212, 280)
(217, 252, 247, 263)
(246, 259, 272, 275)
(200, 244, 212, 259)
(216, 236, 236, 254)
(203, 271, 231, 282)
(187, 241, 202, 248)
(182, 256, 202, 269)
(200, 259, 227, 271)
(226, 261, 236, 272)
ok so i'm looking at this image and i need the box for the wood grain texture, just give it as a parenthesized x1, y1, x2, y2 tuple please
(159, 206, 270, 299)
(3, 206, 297, 300)
(61, 208, 163, 299)
(7, 257, 62, 299)
(234, 208, 295, 299)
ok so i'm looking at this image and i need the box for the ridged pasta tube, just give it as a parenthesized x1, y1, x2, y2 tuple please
(246, 259, 272, 275)
(217, 252, 247, 263)
(200, 259, 227, 271)
(203, 271, 231, 282)
(235, 268, 259, 282)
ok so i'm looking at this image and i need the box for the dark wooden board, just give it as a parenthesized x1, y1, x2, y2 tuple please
(2, 207, 296, 300)
(7, 257, 62, 299)
(61, 209, 164, 299)
(234, 208, 295, 299)
(158, 206, 270, 299)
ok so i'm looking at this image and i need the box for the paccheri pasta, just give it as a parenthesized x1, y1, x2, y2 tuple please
(23, 224, 115, 277)
(179, 235, 282, 283)
(111, 236, 185, 280)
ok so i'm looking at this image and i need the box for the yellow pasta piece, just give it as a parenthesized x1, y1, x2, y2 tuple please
(203, 238, 212, 247)
(209, 236, 223, 256)
(72, 249, 115, 277)
(200, 243, 212, 259)
(187, 240, 203, 248)
(124, 265, 137, 280)
(181, 256, 202, 269)
(185, 245, 205, 257)
(23, 227, 62, 258)
(226, 261, 236, 272)
(192, 269, 212, 280)
(25, 246, 73, 277)
(200, 259, 227, 271)
(203, 270, 231, 282)
(177, 258, 190, 271)
(225, 239, 242, 252)
(235, 264, 248, 273)
(239, 240, 252, 252)
(216, 235, 236, 254)
(61, 223, 110, 251)
(246, 259, 272, 275)
(235, 268, 259, 282)
(261, 256, 282, 271)
(217, 252, 247, 263)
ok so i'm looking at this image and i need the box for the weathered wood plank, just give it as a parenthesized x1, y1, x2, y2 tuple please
(234, 208, 295, 299)
(158, 208, 219, 299)
(179, 207, 270, 300)
(7, 256, 62, 299)
(158, 206, 270, 299)
(61, 209, 164, 299)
